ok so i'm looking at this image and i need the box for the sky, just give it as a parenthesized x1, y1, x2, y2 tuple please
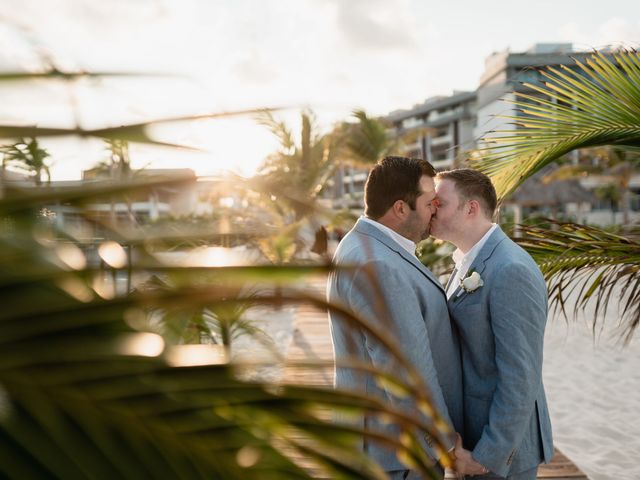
(0, 0, 639, 180)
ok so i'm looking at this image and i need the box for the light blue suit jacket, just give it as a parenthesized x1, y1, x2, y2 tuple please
(327, 218, 463, 472)
(447, 227, 553, 477)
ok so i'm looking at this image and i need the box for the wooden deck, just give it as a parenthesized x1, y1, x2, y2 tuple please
(282, 277, 588, 479)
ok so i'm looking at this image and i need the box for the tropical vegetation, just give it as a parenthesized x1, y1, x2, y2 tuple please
(472, 49, 640, 342)
(0, 137, 51, 185)
(0, 68, 451, 478)
(249, 108, 405, 261)
(2, 37, 640, 478)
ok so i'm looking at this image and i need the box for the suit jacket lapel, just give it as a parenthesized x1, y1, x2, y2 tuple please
(449, 227, 508, 307)
(354, 219, 446, 294)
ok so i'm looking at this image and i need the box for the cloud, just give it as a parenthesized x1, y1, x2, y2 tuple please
(332, 0, 419, 51)
(559, 18, 640, 50)
(597, 18, 640, 48)
(232, 52, 279, 84)
(0, 23, 44, 70)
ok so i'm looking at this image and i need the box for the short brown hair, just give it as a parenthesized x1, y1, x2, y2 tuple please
(436, 168, 497, 219)
(364, 156, 436, 219)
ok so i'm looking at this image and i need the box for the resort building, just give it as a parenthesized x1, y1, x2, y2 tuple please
(474, 43, 640, 225)
(328, 43, 640, 226)
(476, 43, 591, 144)
(329, 91, 477, 211)
(386, 90, 477, 171)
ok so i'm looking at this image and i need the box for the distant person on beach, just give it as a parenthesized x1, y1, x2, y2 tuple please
(327, 156, 463, 479)
(430, 168, 554, 479)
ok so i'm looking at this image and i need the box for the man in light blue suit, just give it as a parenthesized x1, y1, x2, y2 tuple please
(328, 156, 463, 479)
(431, 169, 554, 479)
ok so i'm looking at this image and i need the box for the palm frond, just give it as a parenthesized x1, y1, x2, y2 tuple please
(255, 110, 295, 153)
(515, 220, 640, 342)
(0, 174, 453, 477)
(0, 70, 181, 81)
(345, 109, 395, 165)
(0, 107, 281, 149)
(471, 50, 640, 201)
(0, 176, 195, 215)
(0, 271, 450, 478)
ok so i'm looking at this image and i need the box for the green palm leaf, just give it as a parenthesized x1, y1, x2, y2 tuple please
(472, 50, 640, 201)
(0, 178, 452, 478)
(0, 107, 281, 149)
(254, 109, 341, 228)
(515, 221, 640, 342)
(0, 70, 179, 81)
(0, 269, 450, 478)
(344, 110, 397, 165)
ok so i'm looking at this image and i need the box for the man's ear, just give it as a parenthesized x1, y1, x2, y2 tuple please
(468, 199, 481, 216)
(392, 199, 407, 218)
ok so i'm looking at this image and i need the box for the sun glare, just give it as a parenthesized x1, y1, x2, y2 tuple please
(98, 241, 128, 269)
(154, 246, 257, 268)
(142, 116, 278, 178)
(120, 333, 165, 358)
(190, 246, 254, 267)
(165, 345, 229, 367)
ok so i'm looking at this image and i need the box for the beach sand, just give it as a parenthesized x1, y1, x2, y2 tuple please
(544, 302, 640, 480)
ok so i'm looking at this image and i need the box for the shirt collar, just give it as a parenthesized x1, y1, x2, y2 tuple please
(360, 216, 417, 256)
(452, 223, 498, 269)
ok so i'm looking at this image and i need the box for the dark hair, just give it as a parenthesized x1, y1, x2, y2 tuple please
(436, 168, 497, 219)
(364, 156, 436, 219)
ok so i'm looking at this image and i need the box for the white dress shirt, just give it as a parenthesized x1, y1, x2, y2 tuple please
(446, 224, 498, 299)
(360, 216, 416, 256)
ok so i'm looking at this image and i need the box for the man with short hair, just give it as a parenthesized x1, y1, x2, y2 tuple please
(431, 168, 554, 479)
(327, 156, 463, 479)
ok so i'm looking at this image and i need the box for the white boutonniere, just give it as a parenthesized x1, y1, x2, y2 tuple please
(460, 270, 484, 293)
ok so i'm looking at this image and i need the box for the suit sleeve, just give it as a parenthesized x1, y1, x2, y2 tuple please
(347, 259, 456, 459)
(472, 262, 548, 476)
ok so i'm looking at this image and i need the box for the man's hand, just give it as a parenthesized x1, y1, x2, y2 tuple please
(453, 434, 489, 476)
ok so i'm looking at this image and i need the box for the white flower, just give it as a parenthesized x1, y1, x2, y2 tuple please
(460, 271, 484, 293)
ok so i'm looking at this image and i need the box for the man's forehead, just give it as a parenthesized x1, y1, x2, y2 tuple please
(419, 175, 435, 193)
(435, 177, 454, 192)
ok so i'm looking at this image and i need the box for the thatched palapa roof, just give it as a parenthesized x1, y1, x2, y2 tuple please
(506, 177, 596, 207)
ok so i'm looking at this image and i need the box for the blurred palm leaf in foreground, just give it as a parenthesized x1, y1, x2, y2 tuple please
(0, 174, 451, 478)
(472, 50, 640, 340)
(0, 56, 451, 476)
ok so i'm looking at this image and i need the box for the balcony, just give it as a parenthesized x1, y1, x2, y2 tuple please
(430, 134, 453, 147)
